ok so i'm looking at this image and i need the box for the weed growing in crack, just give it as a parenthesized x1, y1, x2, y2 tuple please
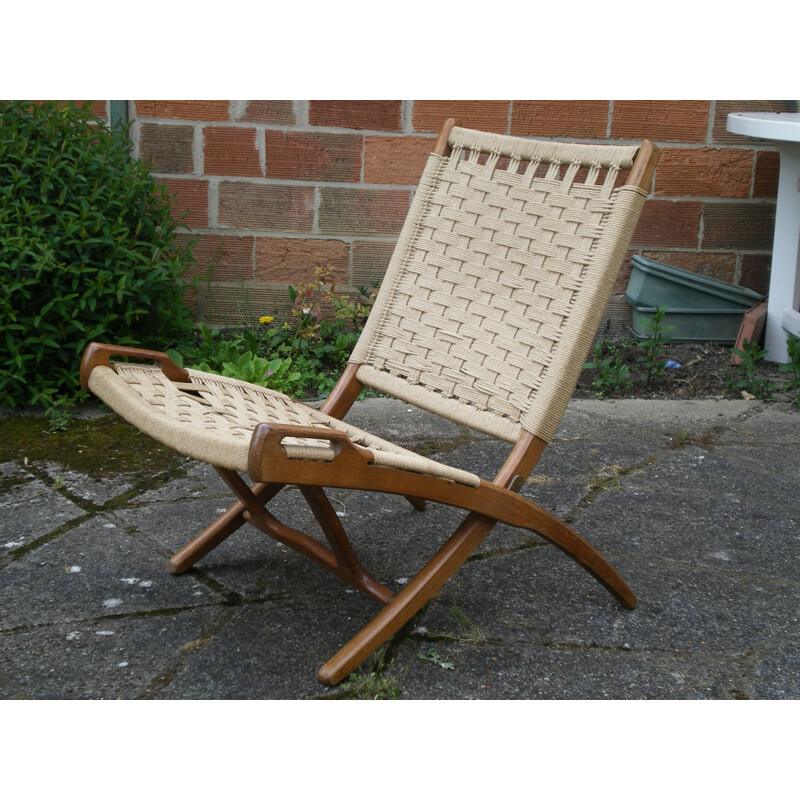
(449, 602, 488, 643)
(336, 649, 401, 699)
(43, 392, 87, 434)
(417, 649, 455, 670)
(501, 611, 537, 628)
(587, 463, 628, 493)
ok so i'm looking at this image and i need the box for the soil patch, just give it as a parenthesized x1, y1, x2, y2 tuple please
(575, 340, 796, 402)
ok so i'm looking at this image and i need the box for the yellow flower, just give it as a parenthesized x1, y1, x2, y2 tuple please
(259, 315, 274, 324)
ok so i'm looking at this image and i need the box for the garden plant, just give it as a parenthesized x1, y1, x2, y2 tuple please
(0, 101, 195, 408)
(726, 338, 777, 399)
(778, 334, 800, 407)
(636, 305, 675, 389)
(583, 338, 635, 396)
(170, 266, 379, 401)
(583, 306, 674, 395)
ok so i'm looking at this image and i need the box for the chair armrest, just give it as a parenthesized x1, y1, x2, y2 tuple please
(248, 422, 374, 481)
(80, 342, 190, 389)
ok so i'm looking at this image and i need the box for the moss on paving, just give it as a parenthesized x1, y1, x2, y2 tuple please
(0, 414, 188, 481)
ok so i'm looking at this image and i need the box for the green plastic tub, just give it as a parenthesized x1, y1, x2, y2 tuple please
(626, 255, 762, 311)
(626, 256, 763, 344)
(630, 304, 751, 345)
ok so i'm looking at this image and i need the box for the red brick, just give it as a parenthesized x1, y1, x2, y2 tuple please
(204, 127, 263, 177)
(754, 150, 779, 198)
(309, 101, 403, 131)
(254, 238, 349, 285)
(218, 183, 314, 232)
(740, 253, 771, 295)
(412, 101, 510, 133)
(134, 101, 230, 121)
(641, 251, 737, 283)
(264, 131, 361, 182)
(511, 101, 609, 138)
(239, 101, 296, 125)
(158, 178, 208, 227)
(353, 240, 395, 286)
(318, 188, 411, 236)
(712, 100, 800, 144)
(654, 148, 753, 198)
(632, 200, 702, 248)
(702, 202, 775, 250)
(611, 101, 709, 143)
(139, 123, 194, 174)
(364, 136, 434, 185)
(179, 234, 255, 281)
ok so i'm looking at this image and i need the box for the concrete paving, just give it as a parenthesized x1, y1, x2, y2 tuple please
(1, 397, 798, 699)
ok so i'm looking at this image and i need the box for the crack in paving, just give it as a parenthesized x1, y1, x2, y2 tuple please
(0, 589, 293, 636)
(136, 606, 237, 699)
(0, 511, 93, 567)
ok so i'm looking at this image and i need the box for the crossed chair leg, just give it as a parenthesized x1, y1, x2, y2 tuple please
(168, 470, 394, 605)
(166, 432, 636, 686)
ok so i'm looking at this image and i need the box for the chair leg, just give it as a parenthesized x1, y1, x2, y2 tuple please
(191, 468, 395, 605)
(404, 495, 427, 511)
(168, 479, 283, 574)
(511, 495, 638, 611)
(318, 492, 638, 685)
(300, 486, 394, 604)
(318, 511, 496, 685)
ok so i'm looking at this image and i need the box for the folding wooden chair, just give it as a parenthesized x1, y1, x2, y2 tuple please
(80, 119, 659, 685)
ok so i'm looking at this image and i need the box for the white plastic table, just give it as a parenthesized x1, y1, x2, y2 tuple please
(727, 112, 800, 363)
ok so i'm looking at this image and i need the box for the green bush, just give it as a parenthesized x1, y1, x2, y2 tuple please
(0, 101, 196, 406)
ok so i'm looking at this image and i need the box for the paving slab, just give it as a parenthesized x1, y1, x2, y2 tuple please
(1, 397, 798, 699)
(0, 515, 218, 630)
(0, 608, 221, 700)
(390, 639, 749, 700)
(0, 466, 86, 546)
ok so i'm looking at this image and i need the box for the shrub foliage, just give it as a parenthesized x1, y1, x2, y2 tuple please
(0, 101, 195, 406)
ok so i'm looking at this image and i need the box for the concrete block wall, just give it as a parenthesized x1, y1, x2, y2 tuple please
(115, 99, 798, 326)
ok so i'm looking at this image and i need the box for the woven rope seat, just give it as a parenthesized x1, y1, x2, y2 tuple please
(80, 119, 659, 686)
(87, 362, 480, 487)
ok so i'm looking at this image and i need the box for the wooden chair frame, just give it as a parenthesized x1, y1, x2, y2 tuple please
(80, 120, 659, 685)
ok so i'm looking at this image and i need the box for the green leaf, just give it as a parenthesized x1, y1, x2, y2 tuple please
(417, 649, 455, 670)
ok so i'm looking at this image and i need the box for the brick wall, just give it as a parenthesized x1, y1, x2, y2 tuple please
(116, 99, 798, 326)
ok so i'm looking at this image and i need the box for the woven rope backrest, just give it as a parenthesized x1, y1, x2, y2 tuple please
(351, 126, 647, 443)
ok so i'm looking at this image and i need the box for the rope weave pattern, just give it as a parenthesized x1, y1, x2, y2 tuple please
(88, 364, 480, 486)
(352, 127, 645, 442)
